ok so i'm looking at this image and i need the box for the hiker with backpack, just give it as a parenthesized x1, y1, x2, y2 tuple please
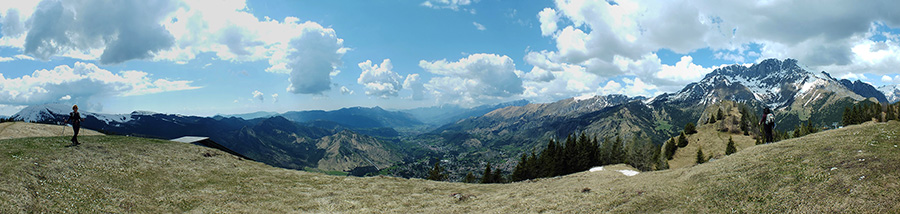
(65, 105, 84, 146)
(759, 107, 775, 144)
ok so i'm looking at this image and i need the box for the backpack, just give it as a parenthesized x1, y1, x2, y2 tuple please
(765, 113, 775, 126)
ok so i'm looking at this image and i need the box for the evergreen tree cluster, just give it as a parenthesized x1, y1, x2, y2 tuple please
(511, 132, 664, 182)
(738, 104, 758, 136)
(842, 101, 900, 126)
(791, 120, 819, 138)
(0, 117, 22, 123)
(480, 163, 504, 183)
(426, 161, 448, 181)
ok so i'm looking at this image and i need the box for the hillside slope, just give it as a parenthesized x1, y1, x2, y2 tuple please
(2, 122, 898, 213)
(0, 122, 103, 140)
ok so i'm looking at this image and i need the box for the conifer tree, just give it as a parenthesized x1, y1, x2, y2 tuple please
(717, 108, 725, 120)
(664, 137, 677, 160)
(481, 163, 493, 183)
(657, 147, 669, 170)
(611, 135, 625, 164)
(427, 161, 448, 181)
(492, 168, 504, 183)
(709, 114, 717, 124)
(696, 147, 706, 164)
(684, 122, 697, 135)
(511, 153, 529, 182)
(677, 132, 688, 147)
(464, 172, 477, 183)
(725, 136, 736, 155)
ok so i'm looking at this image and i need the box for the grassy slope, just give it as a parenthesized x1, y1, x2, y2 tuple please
(0, 122, 103, 140)
(2, 122, 899, 213)
(669, 103, 757, 169)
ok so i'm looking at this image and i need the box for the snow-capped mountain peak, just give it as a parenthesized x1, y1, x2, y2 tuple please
(878, 84, 900, 103)
(10, 103, 136, 124)
(654, 58, 867, 109)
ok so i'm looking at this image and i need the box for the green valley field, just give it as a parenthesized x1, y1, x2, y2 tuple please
(1, 121, 898, 213)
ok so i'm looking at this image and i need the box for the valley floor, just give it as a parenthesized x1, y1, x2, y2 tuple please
(1, 122, 899, 213)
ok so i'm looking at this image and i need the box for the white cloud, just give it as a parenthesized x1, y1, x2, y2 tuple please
(421, 0, 477, 12)
(472, 22, 486, 31)
(882, 75, 894, 83)
(531, 0, 900, 99)
(1, 0, 348, 95)
(252, 90, 264, 102)
(271, 93, 278, 103)
(656, 56, 714, 83)
(538, 8, 559, 37)
(839, 73, 867, 80)
(403, 73, 426, 100)
(282, 22, 347, 95)
(521, 63, 601, 103)
(340, 86, 354, 95)
(59, 95, 71, 101)
(0, 56, 13, 62)
(357, 59, 403, 98)
(599, 77, 658, 97)
(19, 0, 179, 64)
(0, 62, 200, 106)
(420, 53, 524, 106)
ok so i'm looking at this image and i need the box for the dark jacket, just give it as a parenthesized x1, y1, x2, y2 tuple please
(68, 112, 82, 126)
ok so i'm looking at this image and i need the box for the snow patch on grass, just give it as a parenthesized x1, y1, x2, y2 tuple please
(588, 166, 639, 176)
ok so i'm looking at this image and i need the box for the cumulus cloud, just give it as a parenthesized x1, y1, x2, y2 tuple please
(599, 77, 658, 97)
(1, 8, 25, 37)
(420, 53, 524, 106)
(271, 93, 278, 103)
(1, 0, 349, 95)
(882, 75, 894, 83)
(357, 59, 403, 98)
(22, 0, 178, 64)
(282, 23, 347, 94)
(252, 90, 264, 102)
(403, 73, 425, 100)
(0, 62, 200, 106)
(528, 0, 900, 99)
(537, 8, 559, 37)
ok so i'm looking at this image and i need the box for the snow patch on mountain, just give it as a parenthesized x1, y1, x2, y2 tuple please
(11, 103, 136, 124)
(878, 85, 900, 103)
(656, 58, 863, 109)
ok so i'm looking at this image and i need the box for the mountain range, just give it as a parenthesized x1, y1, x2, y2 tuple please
(9, 58, 895, 178)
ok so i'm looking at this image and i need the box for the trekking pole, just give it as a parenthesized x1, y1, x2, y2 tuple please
(61, 123, 66, 136)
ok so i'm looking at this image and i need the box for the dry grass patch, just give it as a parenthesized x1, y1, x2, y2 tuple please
(2, 121, 899, 213)
(0, 122, 103, 140)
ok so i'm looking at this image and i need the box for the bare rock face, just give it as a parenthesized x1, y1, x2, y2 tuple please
(315, 130, 401, 172)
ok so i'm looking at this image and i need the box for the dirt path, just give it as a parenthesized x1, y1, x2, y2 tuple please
(0, 122, 103, 140)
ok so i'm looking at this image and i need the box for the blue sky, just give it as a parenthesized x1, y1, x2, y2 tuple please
(1, 0, 900, 116)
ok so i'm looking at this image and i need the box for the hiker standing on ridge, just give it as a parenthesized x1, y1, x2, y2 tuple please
(759, 107, 775, 144)
(65, 105, 84, 146)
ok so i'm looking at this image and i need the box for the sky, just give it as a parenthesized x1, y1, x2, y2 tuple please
(1, 0, 900, 116)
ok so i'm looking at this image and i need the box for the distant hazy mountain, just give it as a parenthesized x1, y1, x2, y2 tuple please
(279, 106, 423, 128)
(400, 100, 529, 126)
(878, 84, 900, 103)
(10, 104, 402, 173)
(215, 111, 279, 120)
